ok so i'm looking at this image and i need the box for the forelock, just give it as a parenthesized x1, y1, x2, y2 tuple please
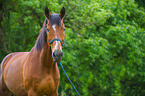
(49, 14, 61, 26)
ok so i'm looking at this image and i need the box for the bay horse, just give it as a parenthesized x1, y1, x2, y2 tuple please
(0, 6, 65, 96)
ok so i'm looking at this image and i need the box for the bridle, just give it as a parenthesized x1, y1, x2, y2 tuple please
(48, 38, 64, 46)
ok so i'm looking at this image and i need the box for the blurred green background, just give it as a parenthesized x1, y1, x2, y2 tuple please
(0, 0, 145, 96)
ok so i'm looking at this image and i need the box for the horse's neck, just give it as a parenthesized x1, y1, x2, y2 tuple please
(30, 43, 55, 73)
(40, 43, 54, 71)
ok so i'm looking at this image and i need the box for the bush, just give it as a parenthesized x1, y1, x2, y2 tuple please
(0, 0, 145, 95)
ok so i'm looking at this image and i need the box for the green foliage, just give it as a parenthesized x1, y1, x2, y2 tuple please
(0, 0, 145, 96)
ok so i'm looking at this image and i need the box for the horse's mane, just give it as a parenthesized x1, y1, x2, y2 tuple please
(36, 19, 47, 50)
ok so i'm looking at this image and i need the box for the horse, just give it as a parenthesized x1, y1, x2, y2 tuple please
(0, 6, 65, 96)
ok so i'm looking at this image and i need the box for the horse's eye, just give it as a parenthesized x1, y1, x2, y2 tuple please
(63, 28, 65, 32)
(47, 29, 49, 32)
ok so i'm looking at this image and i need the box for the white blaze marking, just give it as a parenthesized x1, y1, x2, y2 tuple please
(55, 41, 59, 50)
(52, 25, 57, 38)
(53, 41, 62, 51)
(52, 25, 56, 31)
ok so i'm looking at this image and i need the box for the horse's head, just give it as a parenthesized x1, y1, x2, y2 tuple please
(45, 7, 65, 62)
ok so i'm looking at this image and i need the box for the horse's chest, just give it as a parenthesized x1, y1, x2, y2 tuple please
(37, 75, 56, 95)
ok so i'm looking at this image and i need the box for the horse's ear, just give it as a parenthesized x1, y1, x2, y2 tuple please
(59, 7, 65, 19)
(45, 6, 51, 19)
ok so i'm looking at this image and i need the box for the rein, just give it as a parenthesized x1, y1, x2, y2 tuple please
(59, 62, 80, 96)
(47, 32, 80, 95)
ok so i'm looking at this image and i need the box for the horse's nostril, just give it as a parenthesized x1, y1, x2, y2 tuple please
(53, 50, 63, 59)
(53, 52, 56, 57)
(60, 52, 63, 57)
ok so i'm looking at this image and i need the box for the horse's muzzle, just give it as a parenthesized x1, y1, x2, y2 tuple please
(52, 50, 63, 62)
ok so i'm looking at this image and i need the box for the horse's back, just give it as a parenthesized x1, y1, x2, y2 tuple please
(1, 52, 29, 96)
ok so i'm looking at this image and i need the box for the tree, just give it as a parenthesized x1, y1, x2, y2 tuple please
(0, 0, 145, 95)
